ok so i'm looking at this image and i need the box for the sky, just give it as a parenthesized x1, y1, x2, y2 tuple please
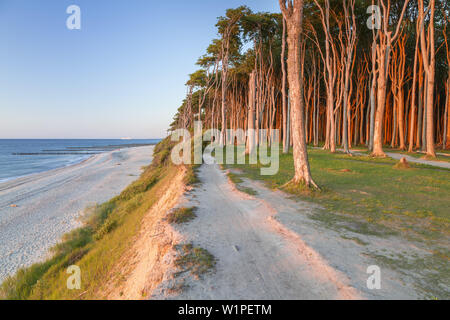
(0, 0, 280, 139)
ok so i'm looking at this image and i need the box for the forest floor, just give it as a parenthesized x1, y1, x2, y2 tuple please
(150, 151, 449, 299)
(384, 152, 450, 169)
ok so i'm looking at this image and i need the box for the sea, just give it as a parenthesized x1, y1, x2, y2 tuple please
(0, 139, 161, 183)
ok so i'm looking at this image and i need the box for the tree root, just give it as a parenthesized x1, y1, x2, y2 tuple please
(281, 177, 321, 192)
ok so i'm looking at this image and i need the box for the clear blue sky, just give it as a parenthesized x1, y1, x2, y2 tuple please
(0, 0, 279, 139)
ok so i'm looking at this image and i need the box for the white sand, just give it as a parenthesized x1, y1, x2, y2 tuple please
(0, 146, 154, 282)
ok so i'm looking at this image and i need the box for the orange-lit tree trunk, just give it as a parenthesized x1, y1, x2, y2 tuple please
(279, 0, 318, 188)
(443, 20, 450, 149)
(418, 0, 436, 157)
(312, 0, 336, 153)
(281, 17, 289, 153)
(372, 0, 410, 157)
(408, 27, 420, 152)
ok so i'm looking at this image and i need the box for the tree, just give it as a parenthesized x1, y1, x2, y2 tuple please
(281, 16, 289, 153)
(418, 0, 437, 157)
(279, 0, 318, 188)
(340, 0, 357, 153)
(444, 20, 450, 149)
(372, 0, 410, 157)
(216, 6, 249, 146)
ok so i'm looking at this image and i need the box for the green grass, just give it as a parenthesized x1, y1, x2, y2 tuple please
(224, 146, 450, 299)
(364, 249, 450, 299)
(167, 207, 197, 224)
(0, 137, 180, 300)
(184, 165, 201, 186)
(174, 244, 216, 279)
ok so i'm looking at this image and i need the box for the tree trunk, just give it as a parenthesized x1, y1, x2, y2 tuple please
(280, 0, 317, 188)
(419, 0, 436, 157)
(246, 70, 256, 155)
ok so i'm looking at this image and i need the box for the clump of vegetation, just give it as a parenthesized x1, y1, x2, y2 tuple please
(393, 157, 411, 170)
(152, 138, 176, 167)
(184, 165, 201, 186)
(174, 244, 216, 278)
(167, 207, 197, 224)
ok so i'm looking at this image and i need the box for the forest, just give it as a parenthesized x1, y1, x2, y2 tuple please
(170, 0, 450, 187)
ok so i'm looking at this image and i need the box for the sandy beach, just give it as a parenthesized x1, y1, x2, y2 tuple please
(0, 146, 154, 282)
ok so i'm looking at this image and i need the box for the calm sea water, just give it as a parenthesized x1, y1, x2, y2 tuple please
(0, 139, 160, 183)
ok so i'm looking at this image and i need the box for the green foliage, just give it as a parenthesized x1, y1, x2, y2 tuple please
(152, 136, 176, 167)
(94, 218, 117, 241)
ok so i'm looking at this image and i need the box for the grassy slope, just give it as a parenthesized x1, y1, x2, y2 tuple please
(225, 147, 450, 298)
(0, 138, 182, 300)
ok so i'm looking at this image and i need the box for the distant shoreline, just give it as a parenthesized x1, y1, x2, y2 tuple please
(0, 140, 160, 184)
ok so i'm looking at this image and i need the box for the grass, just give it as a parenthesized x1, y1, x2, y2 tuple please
(0, 137, 180, 300)
(167, 207, 197, 224)
(174, 244, 216, 279)
(223, 146, 450, 299)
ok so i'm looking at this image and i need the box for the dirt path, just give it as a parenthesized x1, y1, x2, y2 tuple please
(385, 152, 450, 169)
(149, 154, 422, 300)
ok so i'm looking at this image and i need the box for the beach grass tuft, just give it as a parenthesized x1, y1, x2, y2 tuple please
(174, 244, 216, 278)
(167, 207, 197, 224)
